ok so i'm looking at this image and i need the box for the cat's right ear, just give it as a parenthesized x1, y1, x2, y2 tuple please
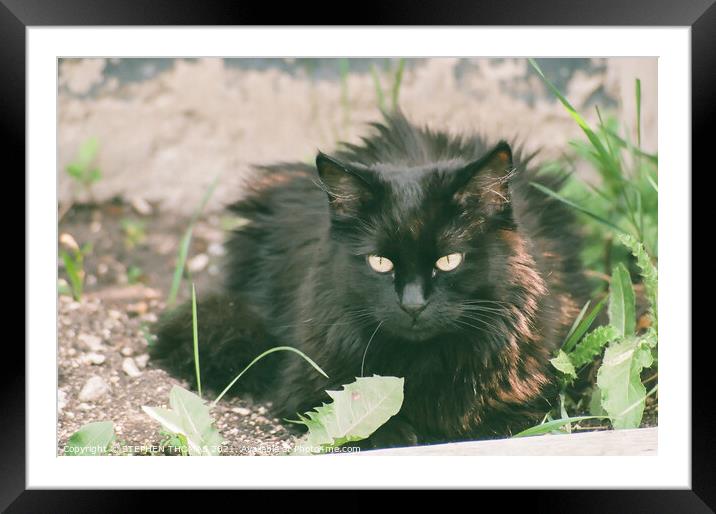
(316, 152, 375, 216)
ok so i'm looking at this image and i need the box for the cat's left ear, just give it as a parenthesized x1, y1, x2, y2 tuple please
(316, 152, 376, 216)
(452, 141, 515, 213)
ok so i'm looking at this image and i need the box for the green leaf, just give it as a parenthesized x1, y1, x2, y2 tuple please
(142, 385, 223, 455)
(550, 350, 576, 379)
(596, 337, 654, 429)
(570, 325, 620, 369)
(292, 375, 404, 454)
(617, 233, 658, 330)
(562, 297, 607, 353)
(76, 137, 99, 168)
(589, 388, 606, 416)
(65, 421, 115, 456)
(512, 416, 609, 438)
(609, 263, 636, 337)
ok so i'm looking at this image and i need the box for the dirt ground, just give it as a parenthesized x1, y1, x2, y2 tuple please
(57, 201, 297, 455)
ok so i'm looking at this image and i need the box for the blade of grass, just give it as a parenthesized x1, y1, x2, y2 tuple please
(512, 416, 610, 438)
(636, 78, 642, 150)
(562, 296, 607, 353)
(339, 58, 350, 128)
(530, 182, 625, 234)
(191, 283, 201, 398)
(370, 64, 386, 112)
(390, 58, 405, 110)
(529, 59, 621, 183)
(563, 300, 591, 344)
(212, 346, 329, 406)
(167, 176, 219, 307)
(603, 127, 658, 164)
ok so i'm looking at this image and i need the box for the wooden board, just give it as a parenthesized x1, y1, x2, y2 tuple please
(356, 427, 657, 456)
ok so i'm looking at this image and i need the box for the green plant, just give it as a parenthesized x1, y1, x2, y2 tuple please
(290, 375, 404, 454)
(64, 421, 115, 456)
(339, 58, 351, 129)
(142, 385, 224, 456)
(59, 238, 92, 301)
(120, 218, 147, 249)
(167, 176, 219, 307)
(529, 59, 657, 277)
(66, 137, 102, 201)
(515, 61, 658, 438)
(127, 265, 144, 284)
(370, 58, 407, 112)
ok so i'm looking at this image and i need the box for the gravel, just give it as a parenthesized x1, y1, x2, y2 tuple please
(57, 207, 299, 456)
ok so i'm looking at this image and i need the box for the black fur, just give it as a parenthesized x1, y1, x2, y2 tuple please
(151, 112, 589, 447)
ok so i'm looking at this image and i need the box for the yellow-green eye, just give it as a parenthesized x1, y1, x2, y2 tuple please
(367, 255, 394, 273)
(435, 253, 464, 272)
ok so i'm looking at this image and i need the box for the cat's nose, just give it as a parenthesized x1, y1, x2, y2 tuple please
(400, 282, 427, 318)
(400, 302, 427, 318)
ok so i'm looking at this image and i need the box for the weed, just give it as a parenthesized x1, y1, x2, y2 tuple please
(120, 218, 147, 250)
(59, 234, 92, 301)
(66, 137, 102, 202)
(516, 61, 658, 437)
(166, 176, 219, 307)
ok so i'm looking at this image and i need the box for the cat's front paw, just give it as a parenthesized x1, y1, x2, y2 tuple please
(357, 418, 419, 450)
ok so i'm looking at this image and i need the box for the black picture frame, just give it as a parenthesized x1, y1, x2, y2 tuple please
(4, 0, 709, 509)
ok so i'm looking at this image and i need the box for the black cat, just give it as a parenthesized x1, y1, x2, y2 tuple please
(151, 112, 589, 448)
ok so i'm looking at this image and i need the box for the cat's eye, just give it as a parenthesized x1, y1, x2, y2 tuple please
(435, 253, 464, 272)
(367, 255, 394, 273)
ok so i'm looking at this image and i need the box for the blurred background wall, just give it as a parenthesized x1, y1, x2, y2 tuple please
(58, 57, 657, 215)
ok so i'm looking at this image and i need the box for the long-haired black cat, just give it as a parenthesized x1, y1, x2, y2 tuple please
(152, 111, 588, 448)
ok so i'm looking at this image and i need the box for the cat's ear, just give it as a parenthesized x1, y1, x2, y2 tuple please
(316, 152, 375, 216)
(452, 141, 515, 213)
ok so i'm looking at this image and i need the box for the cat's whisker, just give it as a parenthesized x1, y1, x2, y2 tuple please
(360, 320, 384, 377)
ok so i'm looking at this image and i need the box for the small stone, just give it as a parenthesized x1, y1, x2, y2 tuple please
(90, 220, 102, 233)
(108, 309, 122, 319)
(187, 253, 209, 273)
(126, 301, 148, 317)
(131, 197, 153, 216)
(78, 402, 93, 411)
(134, 354, 149, 369)
(97, 263, 109, 275)
(78, 333, 104, 351)
(255, 415, 269, 424)
(122, 357, 142, 377)
(141, 312, 158, 323)
(231, 407, 252, 416)
(121, 346, 134, 357)
(208, 242, 226, 256)
(257, 406, 268, 415)
(79, 376, 109, 402)
(83, 352, 106, 365)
